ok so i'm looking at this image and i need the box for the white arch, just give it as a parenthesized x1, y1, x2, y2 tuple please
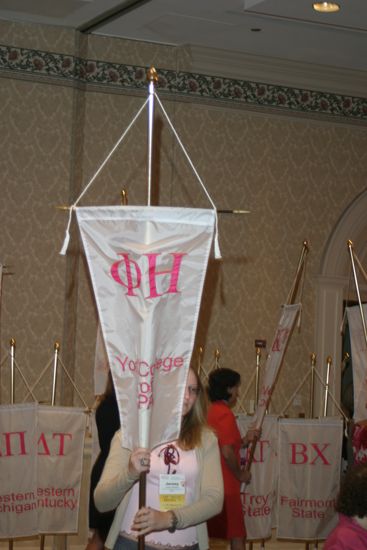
(314, 188, 367, 416)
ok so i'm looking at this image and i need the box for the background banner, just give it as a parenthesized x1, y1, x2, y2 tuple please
(277, 417, 342, 540)
(0, 403, 38, 538)
(237, 415, 278, 540)
(37, 406, 86, 534)
(77, 206, 215, 450)
(0, 404, 86, 538)
(347, 304, 367, 423)
(251, 304, 300, 430)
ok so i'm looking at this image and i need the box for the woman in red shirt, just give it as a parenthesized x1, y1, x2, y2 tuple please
(207, 368, 256, 550)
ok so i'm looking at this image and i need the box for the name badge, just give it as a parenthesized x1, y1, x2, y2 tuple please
(159, 474, 186, 510)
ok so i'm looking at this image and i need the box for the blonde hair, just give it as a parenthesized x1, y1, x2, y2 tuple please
(178, 369, 207, 450)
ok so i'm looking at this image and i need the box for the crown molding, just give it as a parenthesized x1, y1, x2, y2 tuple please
(187, 45, 367, 99)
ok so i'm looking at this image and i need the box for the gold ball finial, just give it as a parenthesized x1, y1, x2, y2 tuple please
(147, 67, 158, 83)
(54, 341, 60, 351)
(10, 338, 16, 347)
(326, 356, 332, 364)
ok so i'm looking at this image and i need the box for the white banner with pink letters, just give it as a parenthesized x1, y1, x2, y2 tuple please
(76, 206, 215, 450)
(237, 415, 278, 540)
(277, 417, 342, 540)
(0, 403, 86, 538)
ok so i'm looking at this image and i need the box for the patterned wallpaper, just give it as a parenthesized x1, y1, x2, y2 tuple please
(1, 20, 367, 416)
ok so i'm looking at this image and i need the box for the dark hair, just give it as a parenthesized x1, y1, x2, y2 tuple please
(336, 463, 367, 518)
(207, 368, 241, 402)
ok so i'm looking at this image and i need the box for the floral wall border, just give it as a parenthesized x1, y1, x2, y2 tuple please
(1, 44, 367, 121)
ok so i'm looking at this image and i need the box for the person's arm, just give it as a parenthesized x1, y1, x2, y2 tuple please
(221, 444, 251, 483)
(94, 431, 150, 513)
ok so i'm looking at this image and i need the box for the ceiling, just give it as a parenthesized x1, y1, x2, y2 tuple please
(0, 0, 366, 72)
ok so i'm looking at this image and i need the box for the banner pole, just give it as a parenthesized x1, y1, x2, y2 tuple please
(146, 67, 158, 206)
(214, 348, 220, 369)
(286, 240, 309, 305)
(323, 356, 332, 417)
(309, 353, 316, 418)
(255, 347, 261, 406)
(347, 240, 367, 349)
(10, 338, 16, 404)
(51, 342, 60, 406)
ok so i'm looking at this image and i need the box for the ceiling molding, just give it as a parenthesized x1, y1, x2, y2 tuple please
(187, 45, 367, 99)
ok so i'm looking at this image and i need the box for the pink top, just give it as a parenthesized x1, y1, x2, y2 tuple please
(324, 514, 367, 550)
(121, 441, 198, 547)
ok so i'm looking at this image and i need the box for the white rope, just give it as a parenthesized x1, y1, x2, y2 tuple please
(354, 251, 367, 285)
(154, 92, 221, 259)
(60, 97, 149, 255)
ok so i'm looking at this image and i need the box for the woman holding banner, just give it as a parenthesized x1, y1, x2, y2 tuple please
(206, 368, 257, 550)
(94, 368, 223, 550)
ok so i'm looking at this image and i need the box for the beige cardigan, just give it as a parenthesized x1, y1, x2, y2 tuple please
(94, 429, 224, 550)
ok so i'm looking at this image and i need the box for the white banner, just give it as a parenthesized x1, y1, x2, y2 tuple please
(76, 206, 214, 450)
(94, 323, 110, 396)
(0, 404, 86, 539)
(347, 304, 367, 423)
(277, 418, 342, 540)
(251, 304, 300, 430)
(37, 406, 86, 534)
(0, 403, 38, 538)
(237, 415, 278, 540)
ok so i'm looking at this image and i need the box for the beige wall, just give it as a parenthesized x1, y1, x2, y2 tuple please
(0, 20, 366, 416)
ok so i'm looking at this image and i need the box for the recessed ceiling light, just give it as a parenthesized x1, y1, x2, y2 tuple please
(251, 28, 262, 32)
(313, 2, 340, 13)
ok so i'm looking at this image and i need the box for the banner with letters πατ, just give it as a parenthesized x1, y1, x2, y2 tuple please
(76, 206, 214, 450)
(237, 415, 278, 540)
(277, 417, 342, 540)
(347, 304, 367, 423)
(0, 403, 86, 539)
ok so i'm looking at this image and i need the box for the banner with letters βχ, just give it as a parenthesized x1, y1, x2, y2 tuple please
(76, 206, 215, 450)
(237, 415, 278, 540)
(251, 304, 300, 431)
(347, 304, 367, 423)
(0, 404, 86, 539)
(277, 417, 342, 540)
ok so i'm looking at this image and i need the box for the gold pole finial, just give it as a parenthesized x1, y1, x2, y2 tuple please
(310, 352, 316, 365)
(326, 356, 332, 365)
(146, 67, 158, 84)
(347, 239, 353, 248)
(214, 349, 220, 359)
(121, 189, 128, 206)
(256, 347, 261, 357)
(56, 205, 70, 211)
(303, 240, 309, 249)
(54, 341, 60, 351)
(10, 338, 16, 347)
